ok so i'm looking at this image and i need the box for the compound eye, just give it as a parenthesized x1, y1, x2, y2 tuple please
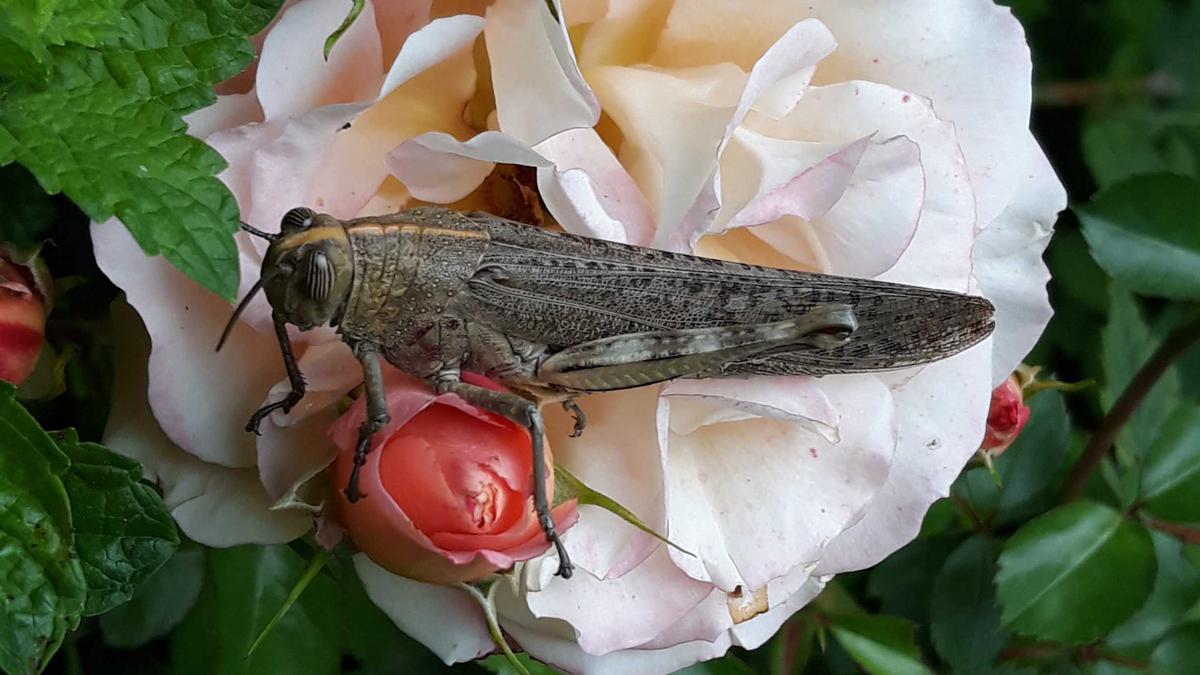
(281, 207, 317, 231)
(305, 249, 334, 302)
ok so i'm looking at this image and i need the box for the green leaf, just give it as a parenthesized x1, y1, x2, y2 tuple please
(931, 536, 1008, 673)
(55, 430, 178, 615)
(1078, 174, 1200, 301)
(1140, 403, 1200, 522)
(0, 382, 85, 675)
(1082, 109, 1200, 188)
(98, 546, 205, 648)
(866, 534, 962, 625)
(673, 655, 757, 675)
(995, 501, 1156, 644)
(1107, 531, 1200, 657)
(248, 548, 329, 656)
(0, 0, 129, 82)
(827, 614, 932, 675)
(0, 164, 56, 248)
(0, 82, 241, 299)
(47, 0, 284, 115)
(1149, 622, 1200, 675)
(171, 545, 342, 675)
(1102, 289, 1180, 480)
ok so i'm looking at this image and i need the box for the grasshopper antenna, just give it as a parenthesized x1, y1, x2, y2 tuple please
(216, 278, 264, 352)
(240, 221, 278, 241)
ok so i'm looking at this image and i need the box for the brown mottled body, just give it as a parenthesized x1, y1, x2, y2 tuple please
(223, 206, 995, 580)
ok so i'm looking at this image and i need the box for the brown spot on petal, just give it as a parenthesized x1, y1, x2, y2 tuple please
(727, 585, 768, 624)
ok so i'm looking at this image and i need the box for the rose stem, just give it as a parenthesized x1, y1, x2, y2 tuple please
(1060, 316, 1200, 503)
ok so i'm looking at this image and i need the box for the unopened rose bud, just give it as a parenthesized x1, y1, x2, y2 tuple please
(981, 374, 1030, 455)
(0, 248, 47, 386)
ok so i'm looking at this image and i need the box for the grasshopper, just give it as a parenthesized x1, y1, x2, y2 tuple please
(218, 206, 994, 579)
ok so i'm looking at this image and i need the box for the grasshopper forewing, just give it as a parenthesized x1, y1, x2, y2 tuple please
(219, 207, 995, 579)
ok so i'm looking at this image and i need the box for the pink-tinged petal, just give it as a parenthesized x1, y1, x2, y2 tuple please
(535, 128, 657, 245)
(353, 555, 495, 664)
(541, 386, 668, 580)
(817, 341, 991, 574)
(805, 0, 1033, 228)
(247, 103, 373, 225)
(744, 81, 974, 287)
(642, 561, 823, 649)
(486, 0, 599, 145)
(522, 546, 712, 656)
(92, 221, 277, 469)
(388, 131, 552, 203)
(372, 0, 432, 66)
(974, 134, 1063, 382)
(256, 0, 383, 121)
(106, 301, 309, 545)
(256, 341, 362, 509)
(718, 132, 870, 232)
(663, 376, 896, 591)
(662, 377, 837, 437)
(184, 92, 263, 140)
(309, 18, 481, 217)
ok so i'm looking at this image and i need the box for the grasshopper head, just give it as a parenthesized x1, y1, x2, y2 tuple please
(259, 207, 354, 330)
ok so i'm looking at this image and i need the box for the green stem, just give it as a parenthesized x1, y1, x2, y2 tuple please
(458, 580, 530, 675)
(248, 547, 330, 656)
(1061, 317, 1200, 503)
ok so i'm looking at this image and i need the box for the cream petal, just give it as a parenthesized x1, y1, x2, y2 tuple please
(661, 377, 838, 439)
(309, 19, 480, 217)
(106, 301, 309, 546)
(542, 386, 669, 580)
(353, 555, 495, 664)
(804, 0, 1033, 228)
(817, 341, 991, 573)
(522, 546, 712, 656)
(641, 560, 823, 649)
(663, 376, 896, 591)
(486, 0, 599, 145)
(745, 81, 975, 289)
(387, 131, 551, 203)
(92, 220, 278, 469)
(974, 133, 1063, 382)
(256, 341, 362, 508)
(184, 91, 263, 140)
(256, 0, 383, 121)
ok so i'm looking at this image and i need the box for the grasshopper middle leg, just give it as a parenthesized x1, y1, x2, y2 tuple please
(435, 374, 574, 579)
(345, 342, 390, 503)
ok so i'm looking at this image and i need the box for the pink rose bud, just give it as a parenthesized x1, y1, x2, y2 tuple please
(0, 250, 46, 386)
(328, 372, 577, 584)
(981, 374, 1030, 455)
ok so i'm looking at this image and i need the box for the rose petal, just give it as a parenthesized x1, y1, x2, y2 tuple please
(662, 377, 838, 438)
(353, 554, 495, 664)
(256, 341, 363, 509)
(388, 131, 552, 203)
(256, 0, 383, 121)
(372, 0, 432, 66)
(541, 386, 668, 580)
(184, 91, 263, 140)
(522, 546, 712, 655)
(804, 0, 1035, 228)
(486, 0, 599, 145)
(308, 17, 482, 218)
(92, 220, 279, 468)
(106, 301, 309, 545)
(817, 340, 991, 573)
(974, 133, 1063, 382)
(664, 376, 896, 591)
(744, 81, 974, 289)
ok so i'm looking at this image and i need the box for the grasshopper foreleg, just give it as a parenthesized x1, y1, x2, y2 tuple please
(435, 375, 574, 579)
(246, 313, 307, 435)
(345, 343, 389, 503)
